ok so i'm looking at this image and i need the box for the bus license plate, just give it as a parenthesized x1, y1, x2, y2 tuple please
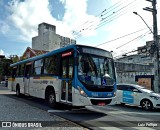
(98, 102, 105, 106)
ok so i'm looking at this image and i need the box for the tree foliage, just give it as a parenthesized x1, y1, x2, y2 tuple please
(10, 55, 20, 63)
(0, 58, 13, 77)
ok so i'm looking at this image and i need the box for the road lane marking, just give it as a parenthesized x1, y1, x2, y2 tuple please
(99, 127, 157, 130)
(48, 110, 68, 113)
(86, 106, 160, 116)
(99, 127, 123, 130)
(48, 107, 160, 117)
(48, 109, 160, 129)
(107, 111, 160, 116)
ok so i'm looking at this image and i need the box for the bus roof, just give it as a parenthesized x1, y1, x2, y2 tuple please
(10, 44, 112, 67)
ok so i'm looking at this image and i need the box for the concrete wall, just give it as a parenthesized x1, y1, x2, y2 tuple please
(116, 54, 152, 65)
(32, 36, 42, 50)
(115, 62, 153, 84)
(49, 32, 61, 51)
(32, 23, 76, 51)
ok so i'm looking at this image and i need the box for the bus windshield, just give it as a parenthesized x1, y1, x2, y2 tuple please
(78, 53, 115, 86)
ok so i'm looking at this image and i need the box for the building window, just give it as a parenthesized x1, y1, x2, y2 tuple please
(27, 52, 30, 58)
(46, 25, 49, 29)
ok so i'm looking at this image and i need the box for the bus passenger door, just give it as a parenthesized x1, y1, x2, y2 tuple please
(24, 64, 32, 94)
(61, 54, 74, 103)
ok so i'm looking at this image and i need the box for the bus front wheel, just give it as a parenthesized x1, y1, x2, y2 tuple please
(47, 91, 56, 108)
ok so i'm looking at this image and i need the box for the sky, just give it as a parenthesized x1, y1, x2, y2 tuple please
(0, 0, 160, 58)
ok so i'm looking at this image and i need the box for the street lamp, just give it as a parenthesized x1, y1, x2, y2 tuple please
(133, 12, 153, 34)
(133, 11, 159, 93)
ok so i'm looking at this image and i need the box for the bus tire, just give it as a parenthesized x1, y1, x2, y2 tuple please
(141, 99, 153, 110)
(46, 91, 56, 108)
(16, 86, 21, 97)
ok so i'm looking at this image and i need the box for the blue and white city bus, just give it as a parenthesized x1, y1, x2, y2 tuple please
(8, 45, 116, 107)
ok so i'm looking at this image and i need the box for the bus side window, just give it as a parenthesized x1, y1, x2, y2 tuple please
(16, 65, 19, 76)
(44, 54, 60, 76)
(12, 67, 17, 78)
(25, 63, 32, 77)
(62, 59, 67, 78)
(68, 58, 74, 79)
(79, 55, 89, 74)
(33, 59, 44, 75)
(54, 54, 60, 75)
(61, 55, 74, 79)
(17, 64, 25, 76)
(17, 65, 20, 76)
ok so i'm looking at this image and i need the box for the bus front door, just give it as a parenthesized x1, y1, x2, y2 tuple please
(24, 64, 31, 94)
(61, 56, 74, 103)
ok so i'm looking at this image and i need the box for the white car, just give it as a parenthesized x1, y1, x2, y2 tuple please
(0, 81, 6, 84)
(116, 84, 160, 110)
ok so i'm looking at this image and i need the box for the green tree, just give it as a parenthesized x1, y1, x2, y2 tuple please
(10, 55, 20, 63)
(0, 58, 12, 78)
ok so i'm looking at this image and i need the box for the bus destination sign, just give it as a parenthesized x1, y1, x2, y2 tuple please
(62, 52, 72, 57)
(81, 47, 112, 57)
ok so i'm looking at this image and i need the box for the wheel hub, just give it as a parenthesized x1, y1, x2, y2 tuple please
(142, 101, 150, 109)
(49, 94, 54, 103)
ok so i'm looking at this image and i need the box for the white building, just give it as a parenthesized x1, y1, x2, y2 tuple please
(32, 23, 76, 51)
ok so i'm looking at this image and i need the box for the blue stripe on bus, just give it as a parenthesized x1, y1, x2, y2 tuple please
(10, 44, 112, 67)
(77, 79, 115, 98)
(10, 45, 77, 67)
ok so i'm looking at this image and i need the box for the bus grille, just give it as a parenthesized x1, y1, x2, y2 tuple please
(85, 86, 114, 92)
(90, 99, 112, 105)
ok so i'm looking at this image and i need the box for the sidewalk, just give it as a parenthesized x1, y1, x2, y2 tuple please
(0, 85, 15, 94)
(0, 85, 87, 130)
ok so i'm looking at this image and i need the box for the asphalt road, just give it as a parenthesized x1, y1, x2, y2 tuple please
(0, 85, 86, 130)
(48, 105, 160, 130)
(1, 84, 160, 130)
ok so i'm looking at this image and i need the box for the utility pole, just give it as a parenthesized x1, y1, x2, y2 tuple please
(144, 0, 159, 92)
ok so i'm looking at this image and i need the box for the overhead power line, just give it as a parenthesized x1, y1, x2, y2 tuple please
(114, 31, 151, 58)
(95, 0, 143, 30)
(114, 49, 138, 59)
(75, 0, 143, 39)
(116, 30, 150, 49)
(69, 1, 122, 37)
(113, 31, 152, 59)
(74, 1, 121, 30)
(95, 27, 149, 47)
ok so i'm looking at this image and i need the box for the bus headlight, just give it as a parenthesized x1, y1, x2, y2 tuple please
(114, 92, 116, 97)
(78, 87, 87, 97)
